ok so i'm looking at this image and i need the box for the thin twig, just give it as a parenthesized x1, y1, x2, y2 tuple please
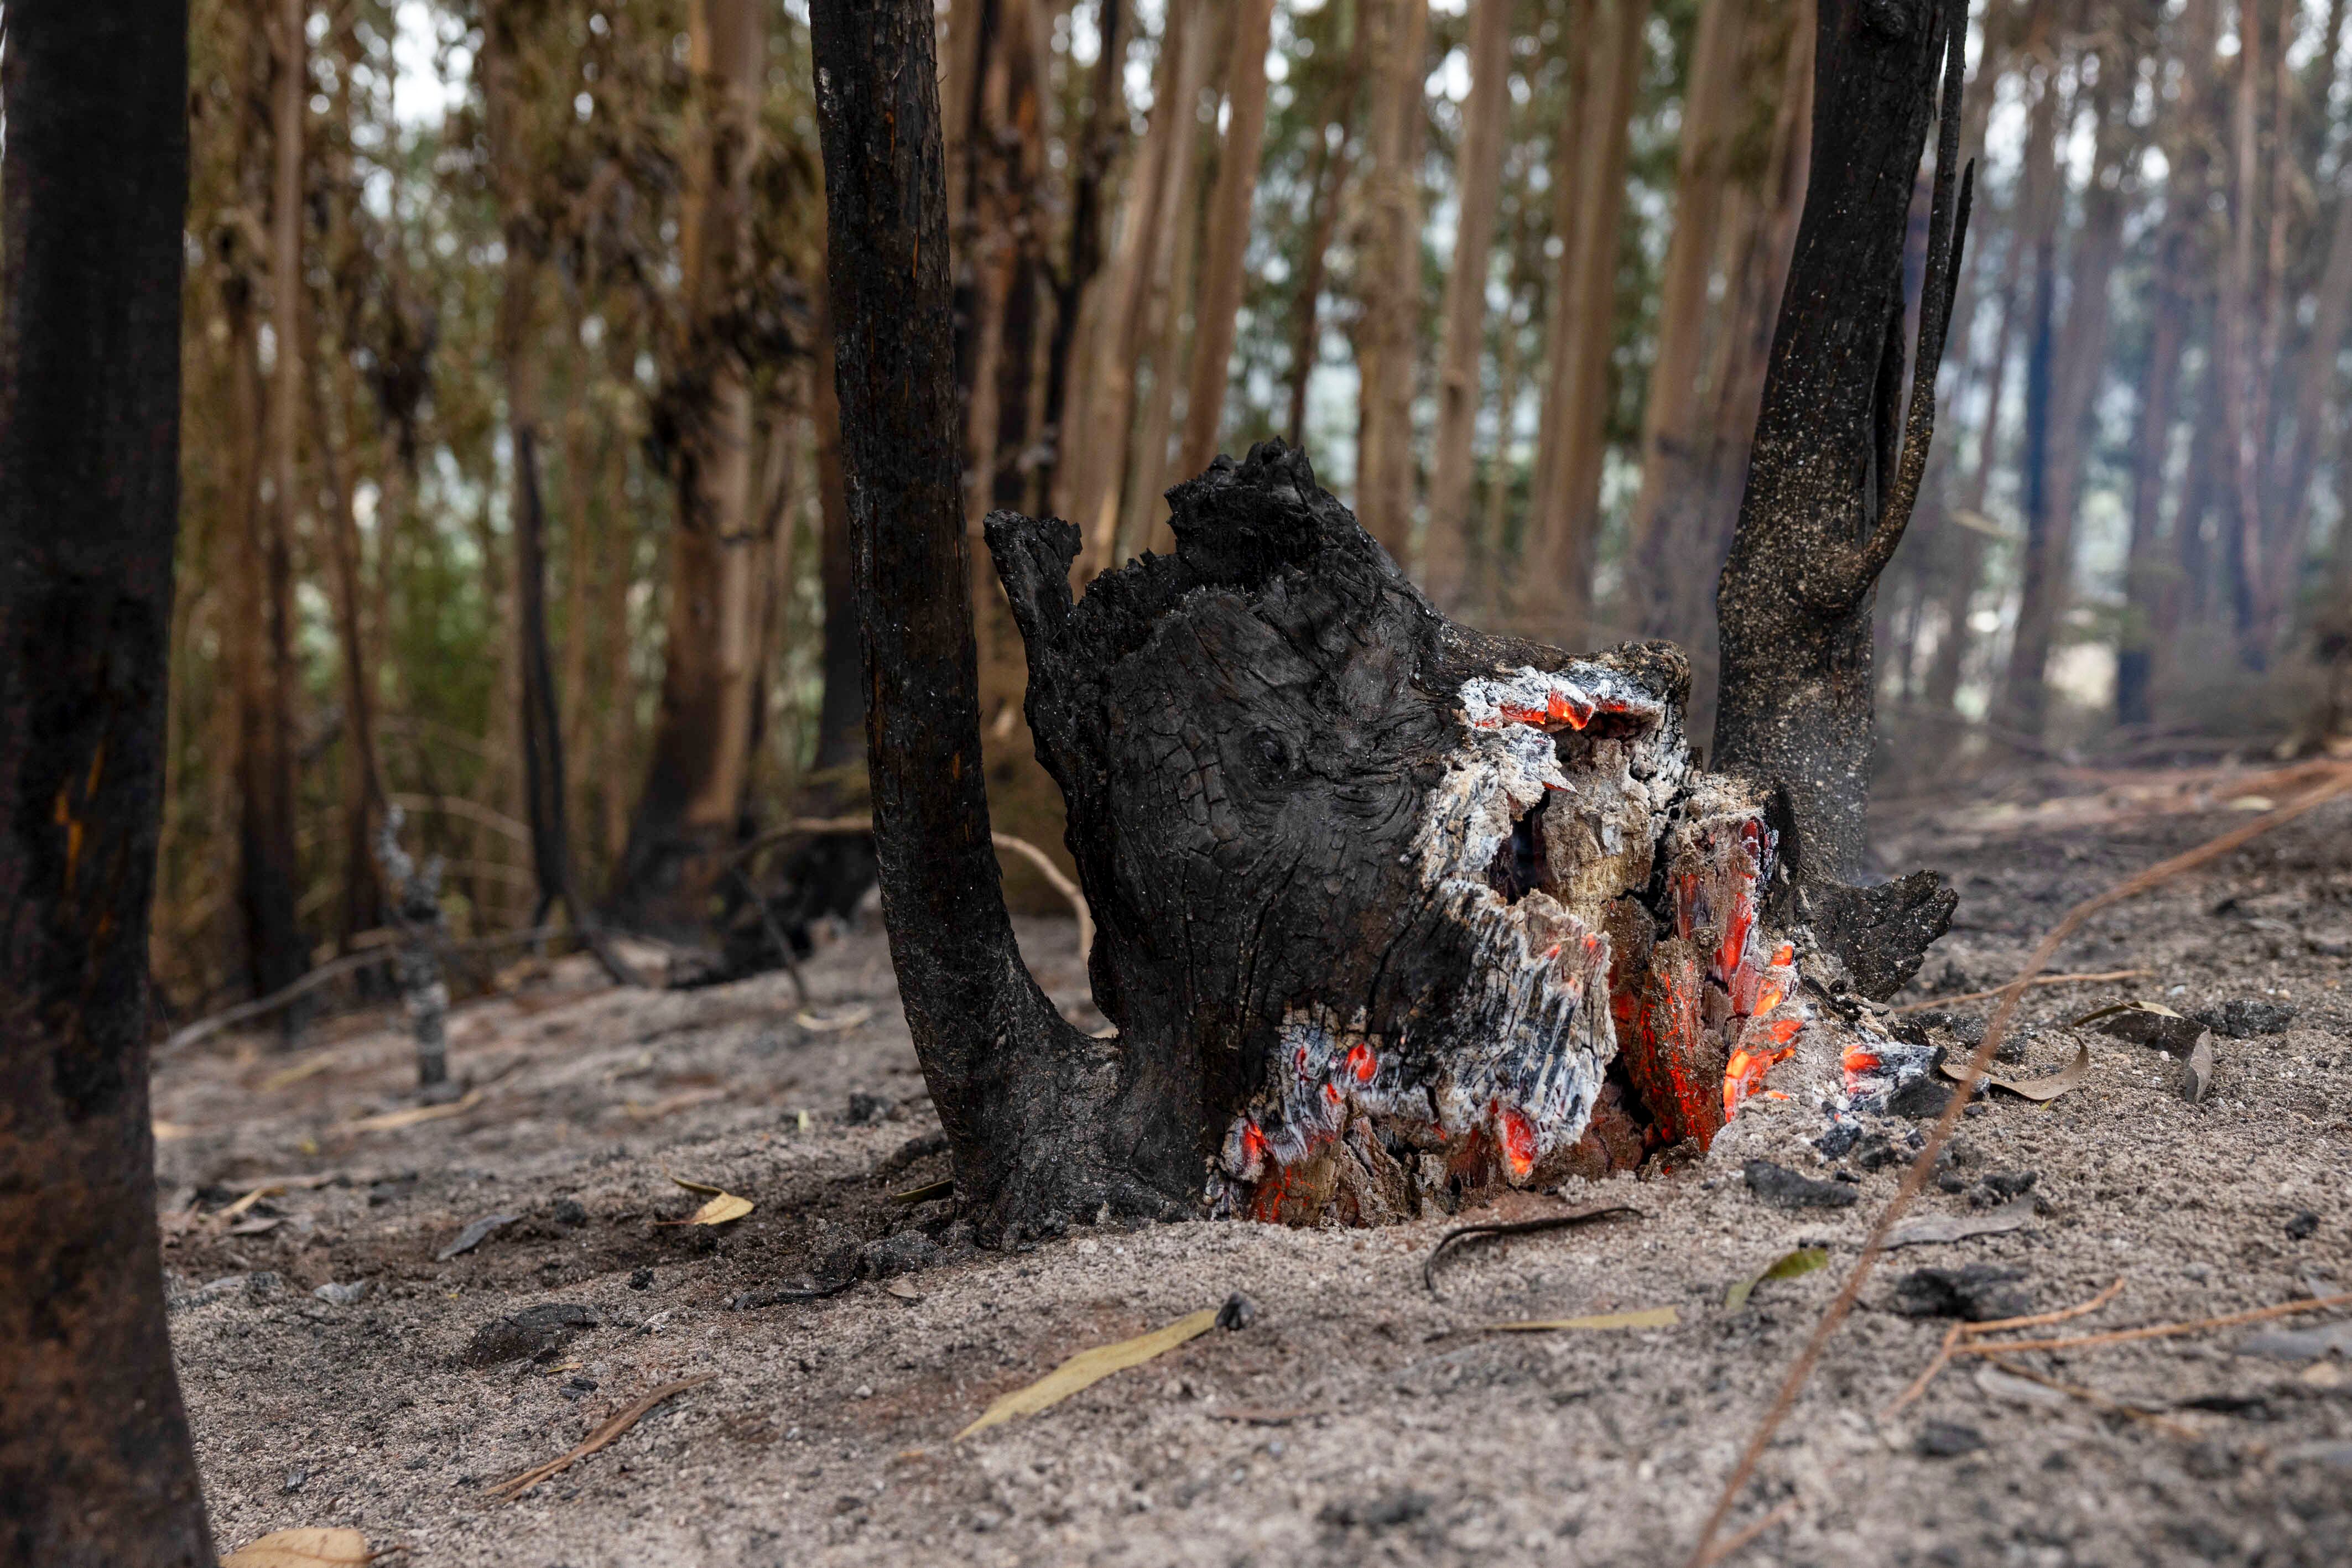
(1885, 1278, 2126, 1416)
(489, 1374, 714, 1501)
(1690, 1497, 1802, 1568)
(731, 866, 813, 1008)
(1954, 1291, 2352, 1358)
(1422, 1205, 1642, 1294)
(1891, 970, 2152, 1013)
(1681, 765, 2352, 1568)
(1979, 1356, 2204, 1441)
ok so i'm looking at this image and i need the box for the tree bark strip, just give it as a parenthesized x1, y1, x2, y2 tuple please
(0, 3, 216, 1559)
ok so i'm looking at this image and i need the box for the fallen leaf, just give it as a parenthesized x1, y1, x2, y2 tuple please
(218, 1185, 283, 1221)
(2072, 999, 2202, 1056)
(434, 1212, 519, 1261)
(2181, 1032, 2214, 1104)
(1883, 1195, 2038, 1249)
(664, 1170, 754, 1226)
(348, 1089, 482, 1132)
(228, 1216, 284, 1236)
(1975, 1364, 2070, 1410)
(796, 1004, 872, 1033)
(1485, 1305, 1680, 1333)
(1943, 1041, 2089, 1103)
(261, 1053, 340, 1092)
(886, 1278, 923, 1301)
(219, 1527, 372, 1566)
(687, 1192, 753, 1225)
(890, 1179, 954, 1205)
(957, 1308, 1220, 1439)
(1725, 1247, 1829, 1312)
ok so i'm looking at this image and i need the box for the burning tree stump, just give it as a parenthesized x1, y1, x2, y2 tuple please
(986, 441, 1950, 1224)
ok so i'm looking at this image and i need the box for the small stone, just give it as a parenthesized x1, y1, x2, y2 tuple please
(854, 1384, 873, 1399)
(2285, 1211, 2319, 1241)
(1744, 1159, 1860, 1210)
(282, 1467, 310, 1493)
(551, 1197, 589, 1227)
(311, 1281, 367, 1306)
(1895, 1264, 2031, 1322)
(846, 1091, 895, 1126)
(628, 1267, 654, 1291)
(1915, 1420, 1986, 1458)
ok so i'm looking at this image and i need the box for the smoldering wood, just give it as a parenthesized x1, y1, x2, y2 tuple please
(983, 440, 1952, 1228)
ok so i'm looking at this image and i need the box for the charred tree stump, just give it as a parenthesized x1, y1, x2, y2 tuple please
(813, 0, 1949, 1238)
(0, 2, 216, 1560)
(986, 442, 1948, 1223)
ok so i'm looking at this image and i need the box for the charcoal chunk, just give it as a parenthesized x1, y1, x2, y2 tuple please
(1744, 1159, 1860, 1210)
(1885, 1069, 1953, 1120)
(2197, 998, 2297, 1038)
(1321, 1490, 1434, 1529)
(462, 1301, 598, 1367)
(846, 1091, 895, 1125)
(861, 1230, 940, 1278)
(2285, 1211, 2319, 1241)
(1894, 1264, 2031, 1322)
(1916, 1420, 1986, 1458)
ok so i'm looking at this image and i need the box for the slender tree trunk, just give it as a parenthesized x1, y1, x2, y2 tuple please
(1623, 0, 1750, 596)
(599, 440, 640, 864)
(1283, 22, 1370, 449)
(612, 0, 774, 935)
(1527, 0, 1649, 640)
(1178, 0, 1279, 481)
(2001, 54, 2129, 736)
(2263, 141, 2352, 613)
(1064, 0, 1211, 575)
(1352, 0, 1431, 562)
(1423, 0, 1516, 610)
(2217, 0, 2271, 663)
(1121, 134, 1205, 560)
(1037, 0, 1125, 513)
(0, 4, 216, 1560)
(1713, 0, 1973, 884)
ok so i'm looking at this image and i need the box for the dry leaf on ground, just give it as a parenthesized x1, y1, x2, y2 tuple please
(958, 1307, 1220, 1439)
(1726, 1247, 1829, 1312)
(1486, 1305, 1680, 1332)
(664, 1169, 754, 1226)
(1943, 1041, 2089, 1102)
(219, 1527, 373, 1566)
(1883, 1195, 2039, 1249)
(348, 1089, 482, 1132)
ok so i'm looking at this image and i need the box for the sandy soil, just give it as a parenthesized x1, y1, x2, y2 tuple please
(153, 774, 2352, 1567)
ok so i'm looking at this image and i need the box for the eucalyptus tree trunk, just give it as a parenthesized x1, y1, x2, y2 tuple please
(1713, 0, 1973, 886)
(0, 4, 216, 1560)
(1527, 0, 1648, 642)
(613, 0, 775, 936)
(1283, 17, 1370, 449)
(1352, 0, 1431, 564)
(1178, 0, 1280, 483)
(1423, 0, 1517, 611)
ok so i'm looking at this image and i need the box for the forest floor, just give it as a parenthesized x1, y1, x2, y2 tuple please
(153, 760, 2352, 1568)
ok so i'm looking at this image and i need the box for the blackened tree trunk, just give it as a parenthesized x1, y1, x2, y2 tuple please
(1713, 0, 1973, 885)
(0, 5, 217, 1562)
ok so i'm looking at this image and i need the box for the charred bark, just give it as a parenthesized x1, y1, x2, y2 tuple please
(1713, 0, 1973, 885)
(0, 3, 216, 1561)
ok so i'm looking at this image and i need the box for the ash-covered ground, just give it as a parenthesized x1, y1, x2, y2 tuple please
(154, 769, 2352, 1567)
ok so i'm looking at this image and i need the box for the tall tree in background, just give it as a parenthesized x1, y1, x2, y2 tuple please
(1714, 0, 1972, 883)
(1284, 8, 1370, 449)
(1352, 0, 1430, 562)
(1528, 0, 1648, 640)
(0, 3, 217, 1560)
(1423, 0, 1515, 610)
(613, 0, 776, 935)
(1178, 0, 1279, 481)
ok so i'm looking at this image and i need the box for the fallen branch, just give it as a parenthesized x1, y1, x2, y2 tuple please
(1890, 970, 2152, 1013)
(1682, 763, 2352, 1568)
(158, 923, 570, 1056)
(1422, 1205, 1643, 1294)
(489, 1374, 715, 1501)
